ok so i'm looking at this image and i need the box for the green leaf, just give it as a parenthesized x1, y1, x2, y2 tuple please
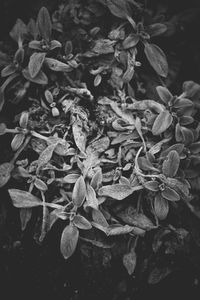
(8, 189, 42, 207)
(37, 7, 52, 41)
(0, 162, 14, 188)
(1, 64, 16, 77)
(146, 23, 167, 37)
(98, 184, 142, 200)
(123, 249, 137, 275)
(63, 174, 80, 184)
(37, 143, 57, 168)
(9, 19, 27, 45)
(19, 111, 29, 129)
(85, 184, 99, 210)
(90, 169, 102, 190)
(0, 123, 7, 135)
(122, 33, 139, 49)
(173, 98, 193, 109)
(28, 53, 46, 78)
(152, 110, 173, 135)
(72, 176, 86, 207)
(154, 194, 169, 220)
(60, 224, 79, 259)
(162, 150, 180, 177)
(73, 215, 92, 230)
(144, 43, 168, 77)
(161, 187, 180, 201)
(156, 86, 173, 104)
(92, 209, 109, 227)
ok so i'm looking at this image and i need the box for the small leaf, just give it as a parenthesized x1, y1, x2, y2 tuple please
(148, 267, 172, 284)
(9, 19, 27, 45)
(94, 74, 102, 86)
(45, 58, 72, 72)
(72, 121, 87, 153)
(72, 176, 86, 207)
(0, 123, 7, 135)
(123, 249, 137, 275)
(0, 162, 14, 188)
(37, 143, 57, 168)
(63, 174, 80, 184)
(146, 23, 167, 37)
(144, 43, 168, 77)
(11, 133, 25, 151)
(173, 98, 193, 109)
(37, 7, 52, 40)
(8, 189, 42, 207)
(90, 169, 102, 190)
(19, 111, 29, 128)
(73, 215, 92, 230)
(65, 41, 73, 57)
(161, 187, 180, 201)
(162, 150, 180, 177)
(98, 184, 142, 200)
(122, 33, 139, 49)
(144, 181, 159, 192)
(34, 178, 48, 191)
(60, 224, 79, 259)
(20, 208, 32, 231)
(1, 64, 16, 77)
(14, 48, 24, 64)
(156, 86, 173, 104)
(92, 209, 109, 227)
(85, 184, 99, 209)
(154, 194, 169, 220)
(28, 52, 46, 78)
(152, 110, 173, 135)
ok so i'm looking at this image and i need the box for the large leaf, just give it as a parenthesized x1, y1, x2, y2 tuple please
(60, 224, 79, 259)
(8, 189, 42, 208)
(152, 110, 173, 135)
(72, 176, 86, 207)
(98, 184, 142, 200)
(144, 43, 168, 77)
(37, 7, 52, 40)
(28, 53, 46, 78)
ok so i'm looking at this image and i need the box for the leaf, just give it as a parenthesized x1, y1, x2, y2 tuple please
(37, 7, 52, 40)
(152, 110, 173, 135)
(72, 121, 87, 153)
(144, 181, 159, 192)
(34, 178, 48, 191)
(154, 194, 169, 220)
(0, 162, 14, 188)
(144, 43, 168, 77)
(37, 143, 57, 168)
(63, 174, 80, 184)
(73, 215, 92, 230)
(45, 58, 72, 72)
(28, 53, 46, 78)
(148, 267, 172, 284)
(0, 123, 7, 135)
(72, 176, 86, 207)
(161, 187, 180, 201)
(90, 169, 102, 190)
(156, 86, 173, 104)
(106, 224, 135, 236)
(20, 208, 32, 231)
(1, 64, 16, 77)
(23, 68, 48, 85)
(122, 33, 140, 49)
(9, 19, 27, 45)
(92, 209, 109, 227)
(65, 41, 73, 57)
(98, 184, 142, 200)
(85, 184, 99, 209)
(123, 249, 137, 275)
(146, 23, 167, 37)
(162, 150, 180, 177)
(173, 98, 193, 109)
(11, 133, 25, 151)
(8, 189, 42, 208)
(60, 224, 79, 259)
(94, 74, 102, 86)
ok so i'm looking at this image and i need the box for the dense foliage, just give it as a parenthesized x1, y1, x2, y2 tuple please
(1, 0, 200, 290)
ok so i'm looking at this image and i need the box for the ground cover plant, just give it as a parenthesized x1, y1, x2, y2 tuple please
(1, 1, 200, 299)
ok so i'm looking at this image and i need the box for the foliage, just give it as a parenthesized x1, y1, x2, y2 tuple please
(0, 0, 200, 287)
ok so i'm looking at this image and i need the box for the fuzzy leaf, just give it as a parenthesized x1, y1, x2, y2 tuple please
(92, 209, 109, 227)
(72, 176, 86, 207)
(156, 86, 173, 104)
(28, 53, 46, 78)
(8, 189, 42, 207)
(90, 169, 103, 190)
(162, 150, 180, 177)
(63, 174, 80, 184)
(98, 184, 142, 200)
(73, 215, 92, 230)
(37, 143, 57, 168)
(60, 224, 79, 259)
(85, 184, 99, 209)
(123, 249, 137, 275)
(11, 133, 25, 151)
(161, 187, 180, 201)
(45, 58, 72, 72)
(23, 68, 48, 85)
(152, 110, 173, 135)
(72, 121, 87, 153)
(154, 194, 169, 220)
(144, 43, 168, 77)
(37, 7, 52, 40)
(144, 181, 159, 192)
(0, 162, 14, 188)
